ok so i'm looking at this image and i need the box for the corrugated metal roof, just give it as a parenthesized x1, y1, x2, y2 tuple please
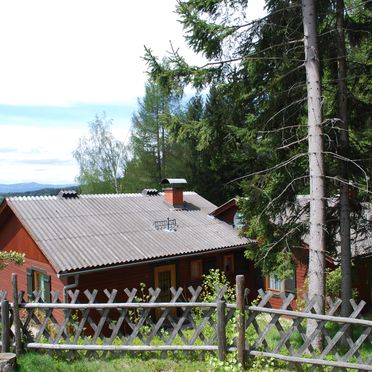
(6, 192, 251, 273)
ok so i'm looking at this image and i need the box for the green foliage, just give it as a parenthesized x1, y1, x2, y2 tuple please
(0, 250, 25, 270)
(326, 266, 358, 299)
(249, 355, 277, 372)
(201, 268, 235, 303)
(73, 113, 127, 194)
(207, 352, 243, 371)
(124, 81, 189, 192)
(144, 0, 371, 275)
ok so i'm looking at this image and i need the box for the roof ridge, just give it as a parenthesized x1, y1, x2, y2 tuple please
(80, 193, 144, 198)
(7, 191, 199, 201)
(7, 195, 58, 201)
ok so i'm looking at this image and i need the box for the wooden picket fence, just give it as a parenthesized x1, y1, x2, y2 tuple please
(1, 274, 372, 371)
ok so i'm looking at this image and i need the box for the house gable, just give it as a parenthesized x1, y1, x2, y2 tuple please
(0, 202, 48, 264)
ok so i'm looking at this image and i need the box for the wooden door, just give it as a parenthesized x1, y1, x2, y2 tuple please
(154, 264, 176, 317)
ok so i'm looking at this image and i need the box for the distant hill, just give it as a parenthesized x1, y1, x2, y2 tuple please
(0, 182, 76, 194)
(0, 184, 79, 203)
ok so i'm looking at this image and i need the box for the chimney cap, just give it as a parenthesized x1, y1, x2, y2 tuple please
(160, 178, 187, 187)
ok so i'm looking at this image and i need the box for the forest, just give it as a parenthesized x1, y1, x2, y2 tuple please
(73, 0, 371, 328)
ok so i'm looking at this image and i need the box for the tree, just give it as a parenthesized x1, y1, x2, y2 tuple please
(145, 0, 371, 319)
(336, 0, 352, 319)
(301, 0, 326, 345)
(145, 0, 314, 270)
(125, 81, 189, 191)
(0, 251, 25, 270)
(73, 113, 127, 194)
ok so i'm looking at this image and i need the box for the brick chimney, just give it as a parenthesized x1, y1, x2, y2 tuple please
(160, 178, 187, 208)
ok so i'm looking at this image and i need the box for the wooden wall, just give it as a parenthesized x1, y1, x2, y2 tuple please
(75, 248, 256, 301)
(0, 206, 65, 300)
(353, 256, 372, 310)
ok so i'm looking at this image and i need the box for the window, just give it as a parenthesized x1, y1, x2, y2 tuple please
(27, 268, 51, 302)
(223, 255, 234, 273)
(233, 211, 245, 229)
(267, 274, 284, 291)
(190, 259, 203, 281)
(266, 271, 296, 293)
(203, 257, 217, 275)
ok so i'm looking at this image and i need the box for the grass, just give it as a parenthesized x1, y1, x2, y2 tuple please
(17, 352, 210, 372)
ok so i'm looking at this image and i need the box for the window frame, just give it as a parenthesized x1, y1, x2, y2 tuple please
(27, 267, 51, 302)
(223, 254, 235, 274)
(266, 274, 284, 292)
(266, 270, 296, 293)
(190, 259, 203, 281)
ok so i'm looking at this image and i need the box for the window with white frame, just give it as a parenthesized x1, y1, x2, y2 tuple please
(267, 274, 284, 291)
(266, 270, 296, 293)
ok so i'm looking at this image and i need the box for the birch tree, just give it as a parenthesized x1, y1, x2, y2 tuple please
(73, 113, 127, 194)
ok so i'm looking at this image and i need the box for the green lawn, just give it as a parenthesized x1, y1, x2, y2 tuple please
(17, 353, 210, 372)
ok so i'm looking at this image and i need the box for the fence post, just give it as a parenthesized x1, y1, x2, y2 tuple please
(1, 300, 10, 352)
(12, 273, 22, 356)
(217, 299, 226, 362)
(236, 275, 246, 368)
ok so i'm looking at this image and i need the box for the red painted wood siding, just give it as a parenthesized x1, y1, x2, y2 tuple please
(0, 211, 48, 263)
(354, 257, 372, 309)
(0, 208, 65, 303)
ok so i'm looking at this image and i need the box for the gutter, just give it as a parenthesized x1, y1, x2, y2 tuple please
(57, 244, 252, 278)
(60, 274, 80, 302)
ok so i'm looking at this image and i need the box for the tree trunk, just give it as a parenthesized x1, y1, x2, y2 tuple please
(301, 0, 326, 349)
(336, 0, 352, 318)
(156, 108, 162, 181)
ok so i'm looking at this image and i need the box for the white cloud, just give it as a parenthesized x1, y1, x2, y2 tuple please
(0, 0, 265, 107)
(0, 0, 203, 106)
(0, 124, 130, 184)
(0, 0, 266, 184)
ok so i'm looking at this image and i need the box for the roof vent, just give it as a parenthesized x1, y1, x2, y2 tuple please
(58, 190, 79, 199)
(142, 189, 159, 196)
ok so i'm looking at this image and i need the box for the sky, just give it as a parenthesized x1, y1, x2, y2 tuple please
(0, 0, 265, 185)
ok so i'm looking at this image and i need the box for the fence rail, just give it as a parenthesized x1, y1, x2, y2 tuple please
(1, 274, 371, 371)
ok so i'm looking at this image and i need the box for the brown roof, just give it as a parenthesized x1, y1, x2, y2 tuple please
(4, 192, 250, 274)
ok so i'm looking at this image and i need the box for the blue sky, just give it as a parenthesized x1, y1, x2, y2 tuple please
(0, 0, 265, 185)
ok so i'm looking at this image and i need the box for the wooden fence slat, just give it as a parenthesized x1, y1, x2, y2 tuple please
(148, 287, 183, 345)
(166, 286, 202, 346)
(217, 300, 226, 362)
(253, 293, 294, 351)
(1, 300, 10, 352)
(126, 288, 160, 345)
(53, 290, 80, 345)
(318, 300, 366, 360)
(105, 289, 137, 345)
(340, 326, 371, 363)
(272, 294, 318, 355)
(236, 275, 245, 368)
(12, 273, 22, 356)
